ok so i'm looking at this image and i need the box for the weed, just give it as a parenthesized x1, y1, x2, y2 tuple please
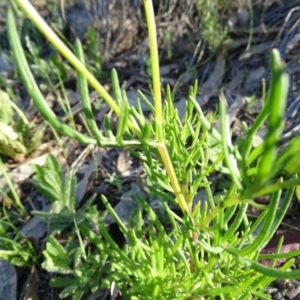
(0, 89, 44, 159)
(197, 0, 230, 51)
(2, 0, 300, 299)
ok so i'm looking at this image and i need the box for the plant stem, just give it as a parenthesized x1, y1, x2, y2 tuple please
(157, 143, 191, 216)
(0, 158, 26, 213)
(12, 0, 141, 137)
(143, 0, 191, 216)
(143, 0, 163, 143)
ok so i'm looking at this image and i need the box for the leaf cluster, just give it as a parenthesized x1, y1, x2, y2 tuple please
(0, 215, 36, 267)
(0, 90, 44, 158)
(43, 236, 110, 300)
(5, 1, 300, 299)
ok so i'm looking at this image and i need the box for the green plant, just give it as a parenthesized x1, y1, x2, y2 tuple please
(196, 0, 230, 51)
(0, 208, 36, 266)
(5, 0, 300, 299)
(0, 89, 44, 159)
(42, 235, 110, 300)
(0, 157, 25, 212)
(104, 172, 123, 192)
(85, 27, 103, 73)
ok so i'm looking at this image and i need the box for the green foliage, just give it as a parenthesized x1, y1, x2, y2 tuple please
(0, 89, 44, 158)
(32, 154, 76, 211)
(0, 216, 37, 267)
(85, 27, 103, 72)
(196, 0, 230, 51)
(85, 195, 273, 299)
(43, 236, 110, 300)
(42, 236, 72, 274)
(104, 172, 123, 192)
(5, 0, 300, 299)
(32, 154, 296, 299)
(31, 154, 83, 233)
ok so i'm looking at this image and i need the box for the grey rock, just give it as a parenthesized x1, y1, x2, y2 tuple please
(0, 259, 17, 300)
(0, 52, 14, 77)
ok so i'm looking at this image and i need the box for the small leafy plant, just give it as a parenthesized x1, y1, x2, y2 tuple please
(0, 214, 36, 267)
(4, 0, 300, 299)
(0, 89, 44, 159)
(197, 0, 230, 50)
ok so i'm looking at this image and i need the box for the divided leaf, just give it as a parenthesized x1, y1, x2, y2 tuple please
(42, 236, 72, 274)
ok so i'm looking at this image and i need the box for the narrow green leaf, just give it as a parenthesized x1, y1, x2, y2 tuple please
(253, 49, 289, 188)
(46, 153, 62, 178)
(50, 277, 77, 288)
(7, 9, 97, 145)
(43, 254, 67, 269)
(242, 256, 300, 279)
(111, 68, 122, 107)
(137, 90, 155, 113)
(116, 91, 130, 144)
(252, 175, 300, 197)
(239, 184, 281, 255)
(276, 136, 300, 175)
(59, 284, 80, 299)
(140, 122, 152, 144)
(63, 168, 76, 210)
(75, 39, 103, 144)
(46, 236, 68, 259)
(296, 186, 300, 202)
(31, 180, 61, 202)
(219, 94, 242, 189)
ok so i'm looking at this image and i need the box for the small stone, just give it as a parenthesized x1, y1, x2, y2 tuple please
(286, 285, 300, 300)
(265, 286, 278, 295)
(274, 290, 286, 300)
(0, 259, 17, 300)
(0, 52, 14, 77)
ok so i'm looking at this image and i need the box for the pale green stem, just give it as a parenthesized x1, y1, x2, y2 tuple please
(143, 0, 189, 215)
(16, 0, 189, 216)
(143, 0, 163, 142)
(13, 0, 141, 137)
(157, 143, 191, 216)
